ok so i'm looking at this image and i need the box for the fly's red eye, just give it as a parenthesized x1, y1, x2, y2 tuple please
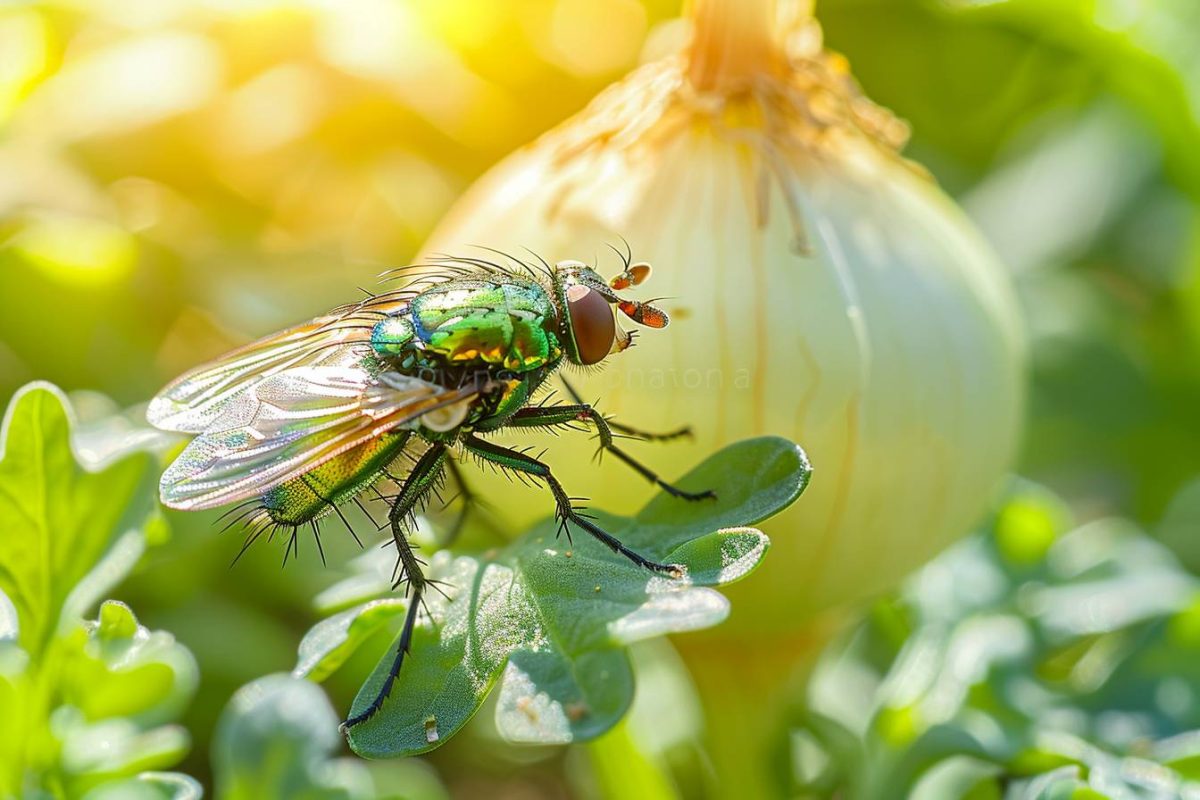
(566, 284, 616, 365)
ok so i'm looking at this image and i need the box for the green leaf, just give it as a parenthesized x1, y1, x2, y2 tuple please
(0, 586, 17, 641)
(0, 383, 158, 658)
(908, 756, 1003, 800)
(944, 0, 1200, 197)
(79, 772, 203, 800)
(1018, 767, 1089, 800)
(45, 600, 198, 797)
(61, 600, 199, 726)
(0, 385, 197, 797)
(57, 710, 191, 788)
(634, 435, 810, 535)
(301, 436, 809, 758)
(295, 599, 408, 682)
(213, 674, 375, 800)
(1158, 477, 1200, 572)
(794, 480, 1200, 798)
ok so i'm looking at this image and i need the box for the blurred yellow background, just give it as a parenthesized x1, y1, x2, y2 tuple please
(0, 0, 679, 405)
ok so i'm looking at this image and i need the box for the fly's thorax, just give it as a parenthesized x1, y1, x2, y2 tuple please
(259, 430, 412, 526)
(399, 277, 561, 372)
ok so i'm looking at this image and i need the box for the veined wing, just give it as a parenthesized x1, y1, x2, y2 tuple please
(159, 366, 480, 511)
(147, 263, 513, 433)
(147, 311, 383, 434)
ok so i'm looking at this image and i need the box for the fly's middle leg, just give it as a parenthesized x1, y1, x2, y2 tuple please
(558, 375, 692, 442)
(342, 442, 447, 731)
(506, 404, 716, 501)
(462, 434, 684, 577)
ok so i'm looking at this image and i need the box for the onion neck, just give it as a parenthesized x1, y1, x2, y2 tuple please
(685, 0, 795, 92)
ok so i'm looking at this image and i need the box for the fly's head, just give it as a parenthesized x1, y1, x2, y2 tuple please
(552, 258, 668, 367)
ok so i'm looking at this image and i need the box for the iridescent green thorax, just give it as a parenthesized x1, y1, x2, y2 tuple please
(371, 276, 562, 373)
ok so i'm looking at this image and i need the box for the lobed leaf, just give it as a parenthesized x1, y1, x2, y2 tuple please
(62, 600, 199, 726)
(0, 383, 158, 659)
(298, 436, 810, 758)
(0, 384, 198, 797)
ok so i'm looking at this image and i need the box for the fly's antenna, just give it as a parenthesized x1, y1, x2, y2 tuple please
(617, 298, 669, 328)
(604, 237, 633, 270)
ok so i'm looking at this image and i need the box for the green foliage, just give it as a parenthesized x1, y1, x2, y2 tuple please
(791, 480, 1200, 799)
(946, 0, 1200, 194)
(0, 384, 198, 798)
(210, 674, 454, 800)
(296, 437, 810, 758)
(0, 383, 157, 658)
(212, 675, 374, 800)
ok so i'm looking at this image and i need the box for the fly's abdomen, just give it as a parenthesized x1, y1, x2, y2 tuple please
(260, 430, 412, 526)
(404, 279, 561, 372)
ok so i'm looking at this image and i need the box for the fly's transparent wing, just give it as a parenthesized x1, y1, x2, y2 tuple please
(147, 313, 380, 434)
(159, 366, 479, 511)
(148, 265, 482, 433)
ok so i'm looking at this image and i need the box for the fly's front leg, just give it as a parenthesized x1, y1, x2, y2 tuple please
(462, 434, 684, 577)
(558, 376, 692, 442)
(342, 443, 447, 731)
(508, 405, 715, 501)
(385, 443, 448, 594)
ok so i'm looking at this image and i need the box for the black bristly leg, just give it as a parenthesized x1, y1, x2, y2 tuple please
(507, 405, 716, 501)
(385, 443, 448, 593)
(342, 443, 447, 731)
(440, 456, 479, 547)
(558, 375, 692, 442)
(462, 434, 684, 577)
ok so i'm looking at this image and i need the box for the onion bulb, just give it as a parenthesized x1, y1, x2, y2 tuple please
(423, 0, 1025, 634)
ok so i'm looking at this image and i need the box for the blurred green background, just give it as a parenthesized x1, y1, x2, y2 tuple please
(2, 0, 1199, 796)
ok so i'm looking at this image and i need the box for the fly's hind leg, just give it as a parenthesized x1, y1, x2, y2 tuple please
(440, 456, 487, 547)
(463, 434, 683, 577)
(342, 443, 447, 731)
(558, 375, 692, 442)
(506, 405, 716, 501)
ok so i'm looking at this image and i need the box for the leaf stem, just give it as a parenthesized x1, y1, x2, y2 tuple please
(677, 613, 842, 798)
(584, 717, 677, 800)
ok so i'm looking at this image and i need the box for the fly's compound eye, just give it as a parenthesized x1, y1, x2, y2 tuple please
(566, 283, 616, 365)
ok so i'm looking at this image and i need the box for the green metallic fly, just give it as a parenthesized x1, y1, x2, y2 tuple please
(147, 248, 713, 728)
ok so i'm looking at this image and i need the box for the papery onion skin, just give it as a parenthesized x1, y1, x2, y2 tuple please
(422, 18, 1025, 632)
